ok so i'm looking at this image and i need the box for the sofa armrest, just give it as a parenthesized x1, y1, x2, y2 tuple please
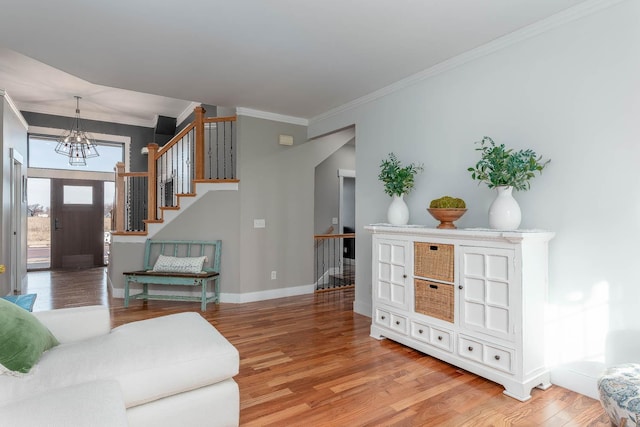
(33, 305, 111, 343)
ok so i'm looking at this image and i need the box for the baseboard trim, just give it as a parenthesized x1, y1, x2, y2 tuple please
(221, 284, 315, 303)
(110, 283, 315, 304)
(549, 361, 604, 400)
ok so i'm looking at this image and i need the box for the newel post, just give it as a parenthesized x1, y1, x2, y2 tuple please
(114, 162, 125, 233)
(147, 143, 159, 221)
(195, 106, 206, 180)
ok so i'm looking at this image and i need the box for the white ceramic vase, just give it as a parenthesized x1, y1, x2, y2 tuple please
(488, 186, 521, 230)
(387, 194, 410, 225)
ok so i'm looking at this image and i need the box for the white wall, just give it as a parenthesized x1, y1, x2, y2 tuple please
(309, 0, 640, 398)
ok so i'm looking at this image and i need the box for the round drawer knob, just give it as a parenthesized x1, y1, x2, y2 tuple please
(395, 321, 400, 325)
(494, 355, 501, 361)
(468, 346, 474, 351)
(437, 336, 443, 341)
(458, 285, 463, 290)
(403, 274, 407, 278)
(381, 315, 386, 320)
(418, 329, 424, 334)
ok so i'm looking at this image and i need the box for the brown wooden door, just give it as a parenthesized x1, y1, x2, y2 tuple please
(50, 179, 104, 269)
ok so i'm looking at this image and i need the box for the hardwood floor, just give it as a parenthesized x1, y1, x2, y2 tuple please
(26, 267, 610, 426)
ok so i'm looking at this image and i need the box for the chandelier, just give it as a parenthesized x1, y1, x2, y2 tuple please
(55, 96, 99, 166)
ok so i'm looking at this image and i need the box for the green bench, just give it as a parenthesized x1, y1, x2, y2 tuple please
(123, 239, 221, 311)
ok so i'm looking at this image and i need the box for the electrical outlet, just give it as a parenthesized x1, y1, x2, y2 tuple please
(254, 219, 266, 228)
(332, 217, 338, 224)
(271, 271, 277, 280)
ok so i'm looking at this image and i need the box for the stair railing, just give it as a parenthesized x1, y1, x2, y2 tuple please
(313, 231, 356, 291)
(114, 106, 236, 233)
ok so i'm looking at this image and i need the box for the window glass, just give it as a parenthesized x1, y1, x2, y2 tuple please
(29, 136, 124, 172)
(63, 185, 93, 204)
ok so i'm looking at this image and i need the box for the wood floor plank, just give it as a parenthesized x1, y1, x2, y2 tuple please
(27, 267, 610, 426)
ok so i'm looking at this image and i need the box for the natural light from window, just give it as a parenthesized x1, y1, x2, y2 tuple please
(29, 136, 124, 172)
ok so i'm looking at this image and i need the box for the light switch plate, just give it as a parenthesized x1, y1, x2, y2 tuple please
(254, 219, 266, 228)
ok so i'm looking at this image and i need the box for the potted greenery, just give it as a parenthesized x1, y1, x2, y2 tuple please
(468, 136, 550, 229)
(427, 196, 467, 229)
(378, 153, 423, 225)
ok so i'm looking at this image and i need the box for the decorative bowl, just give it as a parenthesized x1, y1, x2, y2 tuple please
(427, 208, 467, 229)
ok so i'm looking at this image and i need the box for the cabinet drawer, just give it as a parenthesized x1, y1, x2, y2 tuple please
(375, 308, 391, 328)
(374, 308, 408, 335)
(483, 344, 513, 373)
(410, 321, 430, 344)
(458, 335, 514, 373)
(414, 242, 454, 282)
(458, 336, 483, 363)
(430, 327, 453, 352)
(390, 313, 408, 334)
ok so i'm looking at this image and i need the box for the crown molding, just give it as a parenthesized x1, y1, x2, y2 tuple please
(236, 107, 308, 126)
(0, 89, 29, 130)
(310, 0, 626, 125)
(175, 102, 201, 126)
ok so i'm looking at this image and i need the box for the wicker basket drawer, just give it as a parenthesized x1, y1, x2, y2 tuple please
(414, 242, 454, 282)
(414, 279, 454, 323)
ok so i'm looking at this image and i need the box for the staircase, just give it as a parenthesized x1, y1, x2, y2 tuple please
(112, 107, 237, 239)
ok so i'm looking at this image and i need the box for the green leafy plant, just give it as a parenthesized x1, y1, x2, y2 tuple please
(430, 196, 466, 209)
(378, 153, 424, 197)
(467, 137, 550, 191)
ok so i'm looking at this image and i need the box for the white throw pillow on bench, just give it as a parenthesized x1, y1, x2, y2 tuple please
(152, 255, 206, 274)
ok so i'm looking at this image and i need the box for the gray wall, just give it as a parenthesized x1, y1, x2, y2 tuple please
(236, 116, 350, 293)
(22, 111, 154, 171)
(308, 0, 640, 397)
(314, 141, 355, 234)
(0, 93, 28, 296)
(108, 189, 240, 295)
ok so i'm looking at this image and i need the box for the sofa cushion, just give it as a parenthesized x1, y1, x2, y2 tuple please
(0, 312, 239, 408)
(0, 298, 58, 374)
(0, 380, 127, 427)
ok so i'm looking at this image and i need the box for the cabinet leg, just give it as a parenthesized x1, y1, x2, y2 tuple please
(502, 385, 532, 402)
(370, 325, 386, 340)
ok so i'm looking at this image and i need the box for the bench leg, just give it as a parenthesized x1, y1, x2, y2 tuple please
(124, 277, 130, 308)
(200, 279, 207, 311)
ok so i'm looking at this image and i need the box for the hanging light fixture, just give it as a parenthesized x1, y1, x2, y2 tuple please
(55, 96, 99, 166)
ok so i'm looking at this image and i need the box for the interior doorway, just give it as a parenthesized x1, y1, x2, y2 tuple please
(10, 149, 26, 294)
(50, 179, 104, 269)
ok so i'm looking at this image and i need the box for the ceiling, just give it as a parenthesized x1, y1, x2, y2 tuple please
(0, 0, 591, 127)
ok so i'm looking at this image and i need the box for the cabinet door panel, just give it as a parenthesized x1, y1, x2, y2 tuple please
(373, 239, 409, 308)
(486, 280, 509, 306)
(460, 246, 515, 341)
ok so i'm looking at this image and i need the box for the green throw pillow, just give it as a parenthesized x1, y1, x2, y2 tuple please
(0, 298, 59, 373)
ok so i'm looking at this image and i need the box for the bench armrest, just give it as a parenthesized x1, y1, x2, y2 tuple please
(33, 305, 111, 343)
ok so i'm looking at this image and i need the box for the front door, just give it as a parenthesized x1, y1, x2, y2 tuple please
(50, 179, 104, 269)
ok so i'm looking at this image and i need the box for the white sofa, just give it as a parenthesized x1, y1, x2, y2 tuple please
(0, 305, 240, 426)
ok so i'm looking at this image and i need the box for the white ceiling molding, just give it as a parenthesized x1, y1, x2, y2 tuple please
(236, 107, 308, 127)
(175, 102, 202, 127)
(310, 0, 625, 125)
(0, 89, 29, 130)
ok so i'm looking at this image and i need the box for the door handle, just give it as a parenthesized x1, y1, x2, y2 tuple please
(55, 218, 61, 230)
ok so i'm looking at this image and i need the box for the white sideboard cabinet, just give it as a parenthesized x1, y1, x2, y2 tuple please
(366, 225, 555, 401)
